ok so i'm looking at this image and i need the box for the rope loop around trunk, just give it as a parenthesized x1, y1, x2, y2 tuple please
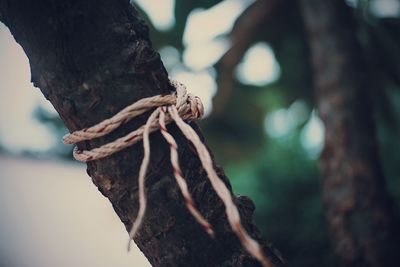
(63, 80, 273, 267)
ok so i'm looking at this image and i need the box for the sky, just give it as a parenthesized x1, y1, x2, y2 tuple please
(0, 155, 151, 267)
(0, 24, 57, 152)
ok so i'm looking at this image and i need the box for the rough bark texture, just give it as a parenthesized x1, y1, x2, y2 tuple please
(300, 1, 400, 267)
(0, 0, 285, 266)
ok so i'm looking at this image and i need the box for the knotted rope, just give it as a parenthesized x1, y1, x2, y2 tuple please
(63, 80, 272, 267)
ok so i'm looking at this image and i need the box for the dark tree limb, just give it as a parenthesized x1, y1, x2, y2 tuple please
(300, 1, 400, 266)
(214, 0, 280, 115)
(0, 0, 285, 266)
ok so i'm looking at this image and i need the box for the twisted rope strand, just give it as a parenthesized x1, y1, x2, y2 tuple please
(72, 117, 158, 162)
(127, 107, 160, 251)
(63, 80, 272, 267)
(169, 106, 273, 267)
(63, 94, 176, 145)
(159, 107, 214, 237)
(65, 85, 198, 162)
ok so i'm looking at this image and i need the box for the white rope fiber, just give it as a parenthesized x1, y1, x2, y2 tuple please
(63, 80, 272, 267)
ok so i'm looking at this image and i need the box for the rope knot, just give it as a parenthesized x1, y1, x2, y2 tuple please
(63, 79, 272, 267)
(172, 80, 204, 120)
(63, 79, 203, 162)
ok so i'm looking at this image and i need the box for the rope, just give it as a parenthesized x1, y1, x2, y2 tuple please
(63, 80, 273, 267)
(159, 106, 215, 237)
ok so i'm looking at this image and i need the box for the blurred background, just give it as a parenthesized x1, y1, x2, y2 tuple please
(1, 0, 400, 266)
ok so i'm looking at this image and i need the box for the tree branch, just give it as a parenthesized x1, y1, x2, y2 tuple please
(0, 0, 285, 266)
(300, 1, 400, 266)
(214, 0, 280, 115)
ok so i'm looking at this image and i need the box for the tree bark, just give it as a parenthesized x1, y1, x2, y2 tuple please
(0, 0, 285, 266)
(300, 1, 400, 267)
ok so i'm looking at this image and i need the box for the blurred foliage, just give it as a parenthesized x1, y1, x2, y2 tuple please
(224, 130, 334, 267)
(30, 0, 400, 266)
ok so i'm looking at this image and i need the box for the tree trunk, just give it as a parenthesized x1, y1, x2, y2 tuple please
(0, 0, 285, 266)
(300, 1, 400, 266)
